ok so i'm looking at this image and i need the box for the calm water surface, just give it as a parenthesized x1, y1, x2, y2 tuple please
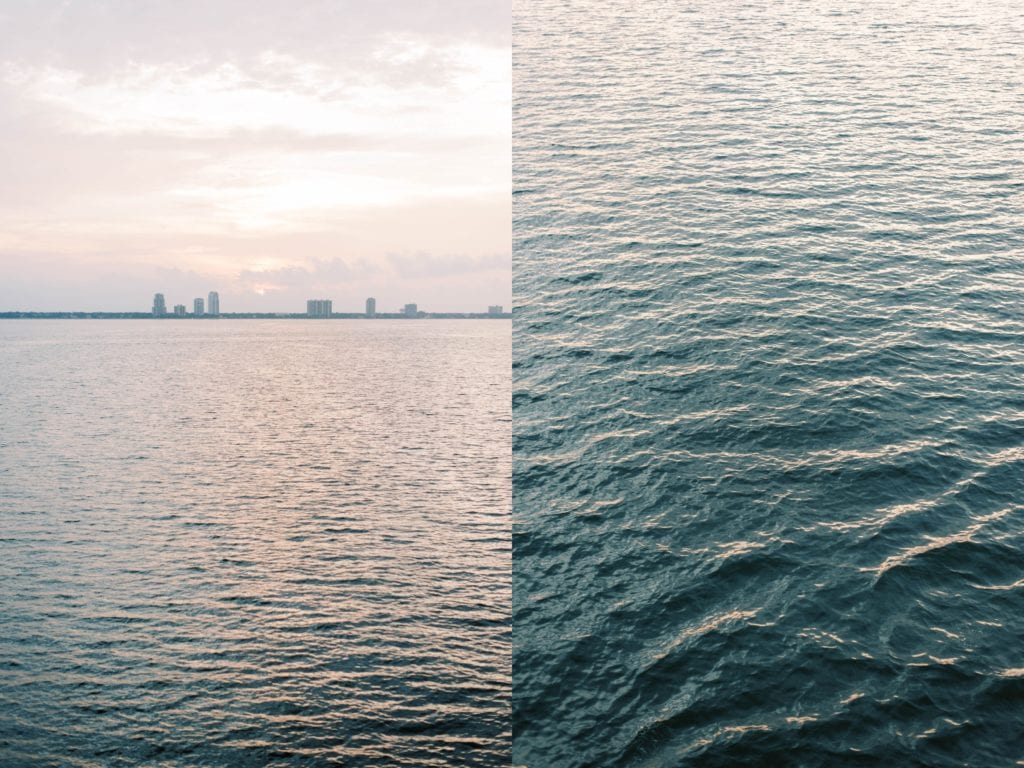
(514, 1, 1024, 765)
(0, 320, 510, 767)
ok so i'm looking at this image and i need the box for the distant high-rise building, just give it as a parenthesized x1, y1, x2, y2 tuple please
(306, 299, 333, 318)
(194, 298, 205, 316)
(404, 303, 418, 318)
(488, 305, 503, 316)
(152, 293, 167, 316)
(365, 297, 376, 317)
(173, 304, 186, 316)
(208, 291, 220, 316)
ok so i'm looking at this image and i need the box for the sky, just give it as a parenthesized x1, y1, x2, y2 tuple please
(0, 1, 510, 312)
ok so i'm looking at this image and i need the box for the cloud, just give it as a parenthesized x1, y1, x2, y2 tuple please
(0, 249, 510, 313)
(0, 2, 510, 75)
(0, 1, 511, 311)
(2, 43, 508, 140)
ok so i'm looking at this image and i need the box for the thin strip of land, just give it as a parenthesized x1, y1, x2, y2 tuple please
(0, 312, 512, 319)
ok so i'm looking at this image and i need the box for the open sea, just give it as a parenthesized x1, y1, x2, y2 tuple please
(513, 1, 1024, 766)
(0, 319, 511, 767)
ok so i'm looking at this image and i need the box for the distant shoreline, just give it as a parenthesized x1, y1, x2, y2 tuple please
(0, 312, 512, 320)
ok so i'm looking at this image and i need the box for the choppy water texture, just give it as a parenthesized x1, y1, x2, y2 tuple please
(513, 1, 1024, 765)
(0, 320, 510, 767)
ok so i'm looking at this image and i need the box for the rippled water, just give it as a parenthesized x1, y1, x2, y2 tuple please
(513, 2, 1024, 765)
(0, 320, 510, 767)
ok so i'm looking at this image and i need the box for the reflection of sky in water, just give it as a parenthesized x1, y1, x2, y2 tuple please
(0, 319, 510, 766)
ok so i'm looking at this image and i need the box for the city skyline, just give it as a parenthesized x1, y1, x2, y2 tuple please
(144, 290, 504, 317)
(0, 1, 511, 312)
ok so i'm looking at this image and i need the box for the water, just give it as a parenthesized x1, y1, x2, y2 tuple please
(0, 320, 511, 767)
(513, 1, 1024, 765)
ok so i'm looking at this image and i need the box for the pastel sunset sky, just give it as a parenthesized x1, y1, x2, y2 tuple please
(0, 1, 510, 312)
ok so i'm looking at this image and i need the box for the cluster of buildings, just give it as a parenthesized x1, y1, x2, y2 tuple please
(306, 299, 503, 318)
(150, 291, 504, 318)
(306, 299, 333, 317)
(306, 298, 411, 317)
(152, 291, 220, 317)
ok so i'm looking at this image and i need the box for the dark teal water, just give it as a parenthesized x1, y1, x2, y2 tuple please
(513, 2, 1024, 765)
(0, 320, 510, 767)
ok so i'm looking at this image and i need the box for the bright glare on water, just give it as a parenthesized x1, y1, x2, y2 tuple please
(514, 1, 1024, 765)
(0, 320, 510, 767)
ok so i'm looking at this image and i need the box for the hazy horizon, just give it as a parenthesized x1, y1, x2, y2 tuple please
(0, 1, 511, 312)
